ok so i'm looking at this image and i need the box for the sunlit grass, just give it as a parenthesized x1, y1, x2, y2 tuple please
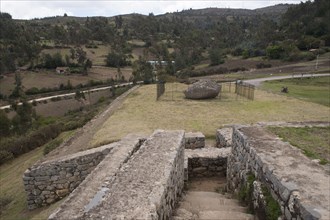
(92, 83, 330, 146)
(268, 126, 330, 164)
(261, 76, 330, 106)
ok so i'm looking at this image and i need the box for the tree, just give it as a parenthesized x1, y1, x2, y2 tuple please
(0, 110, 11, 137)
(132, 56, 154, 83)
(266, 45, 284, 59)
(209, 48, 224, 66)
(105, 51, 130, 67)
(12, 101, 36, 134)
(10, 73, 24, 99)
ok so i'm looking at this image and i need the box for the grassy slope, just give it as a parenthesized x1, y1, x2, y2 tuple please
(0, 132, 74, 220)
(261, 76, 330, 106)
(91, 83, 330, 146)
(268, 126, 330, 164)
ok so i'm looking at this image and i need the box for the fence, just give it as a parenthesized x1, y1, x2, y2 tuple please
(156, 82, 165, 100)
(235, 81, 255, 100)
(156, 81, 255, 101)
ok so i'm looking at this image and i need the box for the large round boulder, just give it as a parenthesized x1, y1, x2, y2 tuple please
(184, 79, 221, 99)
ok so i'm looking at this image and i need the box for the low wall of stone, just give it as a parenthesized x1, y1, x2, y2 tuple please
(51, 130, 185, 220)
(216, 127, 232, 148)
(227, 125, 330, 220)
(23, 143, 116, 210)
(185, 148, 231, 180)
(48, 134, 145, 220)
(185, 132, 205, 149)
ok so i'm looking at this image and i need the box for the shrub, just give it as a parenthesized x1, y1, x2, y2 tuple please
(44, 138, 63, 155)
(0, 150, 14, 165)
(0, 123, 63, 161)
(256, 63, 272, 69)
(25, 87, 40, 95)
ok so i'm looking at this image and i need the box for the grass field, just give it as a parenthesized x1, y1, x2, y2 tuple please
(91, 83, 330, 147)
(0, 132, 73, 220)
(268, 126, 330, 164)
(261, 76, 330, 106)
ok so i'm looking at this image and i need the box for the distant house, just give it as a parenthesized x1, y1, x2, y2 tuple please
(56, 67, 69, 74)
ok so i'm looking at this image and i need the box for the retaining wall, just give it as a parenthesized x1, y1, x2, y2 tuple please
(227, 126, 330, 220)
(23, 143, 116, 210)
(185, 148, 230, 180)
(48, 134, 145, 220)
(80, 130, 185, 220)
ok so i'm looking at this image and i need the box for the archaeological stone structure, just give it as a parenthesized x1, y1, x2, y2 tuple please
(22, 122, 329, 220)
(227, 125, 330, 220)
(184, 132, 205, 149)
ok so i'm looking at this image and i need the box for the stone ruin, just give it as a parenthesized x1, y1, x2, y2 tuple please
(22, 122, 330, 220)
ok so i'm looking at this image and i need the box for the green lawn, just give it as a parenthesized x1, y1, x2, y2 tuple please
(261, 76, 330, 106)
(268, 126, 330, 164)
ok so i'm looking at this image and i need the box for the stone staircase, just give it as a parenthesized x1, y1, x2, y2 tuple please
(173, 191, 255, 220)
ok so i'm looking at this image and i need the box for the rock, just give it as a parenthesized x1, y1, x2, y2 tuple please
(184, 79, 221, 99)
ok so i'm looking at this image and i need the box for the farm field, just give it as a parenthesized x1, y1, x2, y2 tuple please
(91, 82, 330, 147)
(0, 67, 132, 96)
(261, 76, 330, 106)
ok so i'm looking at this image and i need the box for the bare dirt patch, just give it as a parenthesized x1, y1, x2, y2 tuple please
(188, 176, 226, 192)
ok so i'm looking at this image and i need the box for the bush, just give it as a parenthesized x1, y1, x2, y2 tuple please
(43, 138, 63, 155)
(0, 123, 63, 162)
(50, 97, 62, 102)
(25, 87, 40, 95)
(0, 150, 14, 165)
(256, 63, 272, 69)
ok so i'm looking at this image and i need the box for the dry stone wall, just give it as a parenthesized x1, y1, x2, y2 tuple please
(185, 132, 205, 149)
(23, 143, 116, 210)
(185, 148, 231, 179)
(227, 125, 330, 220)
(48, 134, 145, 220)
(80, 130, 185, 220)
(216, 127, 232, 148)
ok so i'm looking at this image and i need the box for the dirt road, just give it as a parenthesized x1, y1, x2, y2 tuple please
(244, 73, 330, 87)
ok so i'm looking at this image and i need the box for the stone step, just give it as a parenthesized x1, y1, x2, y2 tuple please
(173, 190, 254, 220)
(179, 200, 247, 213)
(199, 210, 255, 220)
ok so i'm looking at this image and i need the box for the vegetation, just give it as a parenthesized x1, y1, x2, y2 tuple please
(262, 186, 282, 220)
(1, 0, 329, 78)
(0, 85, 132, 165)
(268, 126, 330, 164)
(261, 76, 330, 106)
(238, 173, 255, 212)
(0, 144, 63, 220)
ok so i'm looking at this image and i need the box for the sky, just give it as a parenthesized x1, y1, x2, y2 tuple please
(1, 0, 306, 20)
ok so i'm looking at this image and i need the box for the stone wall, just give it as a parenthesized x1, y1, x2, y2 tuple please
(185, 132, 205, 149)
(49, 130, 185, 220)
(48, 134, 145, 220)
(216, 127, 232, 148)
(185, 148, 230, 179)
(23, 143, 116, 210)
(227, 125, 330, 220)
(79, 130, 185, 220)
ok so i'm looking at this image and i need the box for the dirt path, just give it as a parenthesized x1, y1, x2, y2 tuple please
(244, 73, 330, 87)
(39, 85, 140, 163)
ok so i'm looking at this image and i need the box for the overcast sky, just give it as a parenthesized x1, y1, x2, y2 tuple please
(1, 0, 306, 20)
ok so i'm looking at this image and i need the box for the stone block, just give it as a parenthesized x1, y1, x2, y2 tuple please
(216, 127, 232, 148)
